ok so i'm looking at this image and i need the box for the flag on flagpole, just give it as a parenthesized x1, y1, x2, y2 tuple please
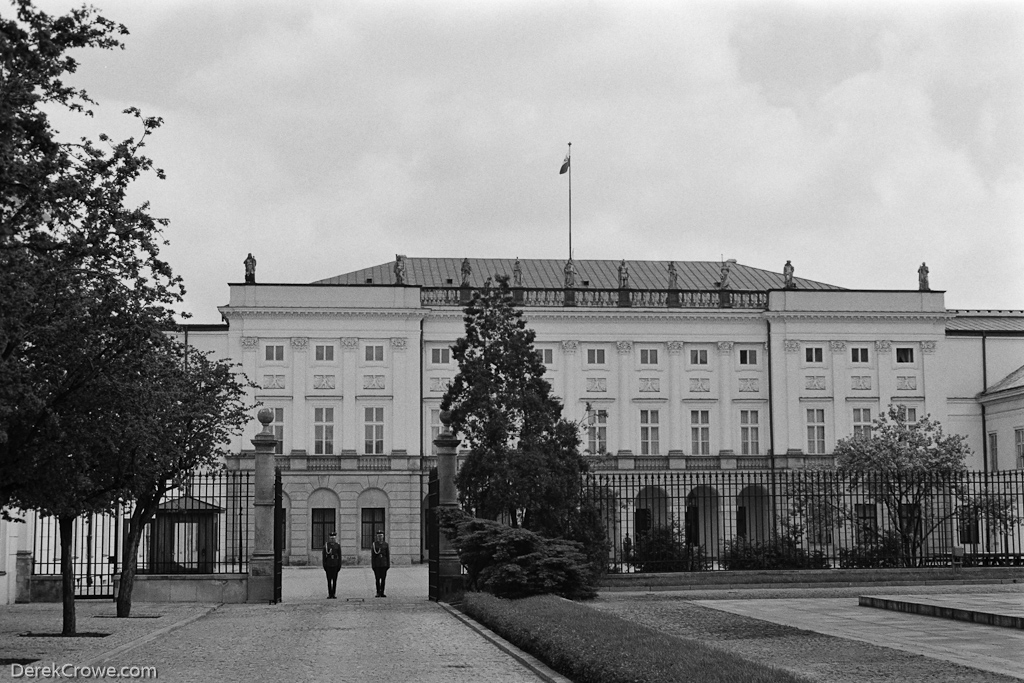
(559, 150, 570, 174)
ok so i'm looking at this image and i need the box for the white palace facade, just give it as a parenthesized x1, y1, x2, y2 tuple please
(166, 256, 1024, 569)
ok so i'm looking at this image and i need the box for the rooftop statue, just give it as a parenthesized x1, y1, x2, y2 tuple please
(394, 255, 406, 285)
(667, 261, 678, 290)
(244, 253, 256, 284)
(783, 260, 795, 289)
(618, 259, 630, 289)
(918, 262, 929, 291)
(460, 258, 471, 287)
(564, 258, 577, 288)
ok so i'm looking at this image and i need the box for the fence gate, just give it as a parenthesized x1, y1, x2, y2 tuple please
(33, 511, 121, 599)
(427, 468, 439, 601)
(273, 467, 284, 603)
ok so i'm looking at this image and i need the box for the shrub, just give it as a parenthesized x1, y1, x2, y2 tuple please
(461, 592, 807, 683)
(721, 533, 829, 570)
(837, 530, 902, 568)
(631, 525, 709, 572)
(437, 508, 597, 599)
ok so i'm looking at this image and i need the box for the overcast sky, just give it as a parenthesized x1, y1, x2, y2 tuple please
(40, 0, 1024, 323)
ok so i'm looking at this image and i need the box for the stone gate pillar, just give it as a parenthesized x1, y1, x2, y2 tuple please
(249, 408, 276, 602)
(434, 411, 464, 601)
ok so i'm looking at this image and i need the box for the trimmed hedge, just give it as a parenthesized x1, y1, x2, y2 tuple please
(461, 593, 809, 683)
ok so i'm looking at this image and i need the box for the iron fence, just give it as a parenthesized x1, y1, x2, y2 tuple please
(129, 471, 253, 574)
(33, 471, 254, 597)
(584, 469, 1024, 573)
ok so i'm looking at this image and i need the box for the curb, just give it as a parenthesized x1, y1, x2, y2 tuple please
(79, 604, 221, 668)
(437, 602, 573, 683)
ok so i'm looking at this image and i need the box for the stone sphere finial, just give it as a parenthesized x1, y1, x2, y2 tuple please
(439, 410, 452, 427)
(257, 408, 274, 427)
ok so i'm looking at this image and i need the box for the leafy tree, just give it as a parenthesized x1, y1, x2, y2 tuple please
(441, 276, 589, 538)
(115, 343, 253, 618)
(0, 1, 187, 634)
(834, 405, 1020, 566)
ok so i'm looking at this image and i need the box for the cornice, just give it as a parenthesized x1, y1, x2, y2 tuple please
(220, 308, 426, 320)
(764, 311, 951, 322)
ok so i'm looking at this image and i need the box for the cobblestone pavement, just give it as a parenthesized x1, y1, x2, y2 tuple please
(593, 583, 1024, 683)
(1, 567, 551, 683)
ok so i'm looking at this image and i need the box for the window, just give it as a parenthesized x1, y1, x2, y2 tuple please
(690, 410, 710, 455)
(431, 347, 450, 364)
(806, 408, 825, 454)
(270, 407, 284, 455)
(855, 503, 878, 541)
(315, 345, 334, 362)
(640, 349, 659, 365)
(897, 405, 918, 423)
(895, 347, 915, 364)
(1016, 429, 1024, 469)
(536, 348, 554, 365)
(314, 407, 334, 455)
(639, 410, 660, 455)
(360, 508, 385, 549)
(851, 347, 869, 363)
(739, 349, 758, 365)
(690, 349, 708, 365)
(588, 409, 608, 454)
(805, 347, 823, 363)
(853, 408, 872, 439)
(311, 508, 335, 550)
(959, 511, 980, 545)
(899, 503, 922, 538)
(988, 432, 998, 470)
(265, 344, 284, 362)
(364, 407, 385, 454)
(365, 344, 384, 362)
(430, 408, 442, 455)
(740, 410, 759, 455)
(587, 348, 606, 365)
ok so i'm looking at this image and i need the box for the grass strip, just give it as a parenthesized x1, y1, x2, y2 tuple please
(462, 593, 810, 683)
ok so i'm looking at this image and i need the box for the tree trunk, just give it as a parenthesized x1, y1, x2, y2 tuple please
(59, 515, 76, 636)
(117, 497, 159, 618)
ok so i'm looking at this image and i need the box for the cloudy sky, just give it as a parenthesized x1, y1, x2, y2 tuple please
(41, 0, 1024, 323)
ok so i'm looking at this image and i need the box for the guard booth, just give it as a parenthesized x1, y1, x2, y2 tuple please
(148, 496, 223, 574)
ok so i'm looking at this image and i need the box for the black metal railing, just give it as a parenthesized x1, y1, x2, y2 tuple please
(128, 471, 253, 574)
(421, 287, 768, 309)
(33, 471, 254, 593)
(584, 469, 1024, 574)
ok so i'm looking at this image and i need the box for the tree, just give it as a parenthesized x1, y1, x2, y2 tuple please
(834, 405, 1020, 566)
(441, 277, 589, 538)
(1, 1, 184, 634)
(115, 343, 253, 618)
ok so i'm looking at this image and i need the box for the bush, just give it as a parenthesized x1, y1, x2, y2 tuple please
(461, 592, 807, 683)
(721, 533, 829, 570)
(631, 525, 709, 572)
(837, 530, 902, 568)
(437, 508, 597, 599)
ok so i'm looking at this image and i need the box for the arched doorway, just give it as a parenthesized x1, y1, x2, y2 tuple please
(306, 487, 340, 566)
(685, 486, 721, 560)
(356, 488, 389, 565)
(736, 485, 771, 543)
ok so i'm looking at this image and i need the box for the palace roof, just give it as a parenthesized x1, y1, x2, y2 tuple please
(314, 257, 843, 291)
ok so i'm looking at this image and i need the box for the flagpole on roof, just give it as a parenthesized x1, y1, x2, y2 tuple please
(560, 142, 572, 259)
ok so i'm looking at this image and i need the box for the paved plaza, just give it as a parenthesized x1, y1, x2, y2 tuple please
(1, 566, 1023, 682)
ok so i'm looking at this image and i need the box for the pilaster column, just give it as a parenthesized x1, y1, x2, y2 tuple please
(783, 339, 801, 454)
(716, 342, 734, 456)
(875, 340, 893, 415)
(667, 341, 684, 454)
(616, 341, 633, 454)
(830, 341, 848, 439)
(340, 337, 359, 453)
(391, 338, 408, 453)
(290, 337, 309, 454)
